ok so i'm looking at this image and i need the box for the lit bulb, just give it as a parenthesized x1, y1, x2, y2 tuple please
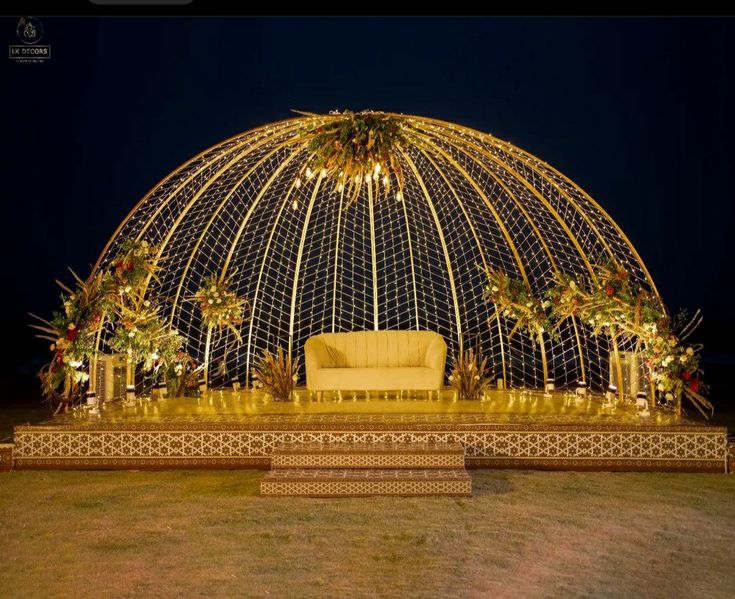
(374, 163, 381, 174)
(382, 175, 389, 186)
(364, 174, 371, 183)
(294, 179, 302, 189)
(320, 168, 327, 179)
(337, 184, 344, 192)
(305, 167, 314, 179)
(354, 175, 361, 183)
(292, 200, 299, 210)
(396, 191, 403, 202)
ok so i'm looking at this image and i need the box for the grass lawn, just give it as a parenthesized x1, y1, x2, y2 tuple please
(0, 469, 733, 598)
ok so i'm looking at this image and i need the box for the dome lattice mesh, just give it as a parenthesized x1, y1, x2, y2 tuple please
(96, 115, 656, 390)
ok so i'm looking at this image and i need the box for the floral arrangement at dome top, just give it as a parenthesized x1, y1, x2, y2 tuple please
(448, 348, 492, 401)
(296, 110, 409, 207)
(483, 267, 554, 387)
(252, 347, 300, 402)
(30, 270, 114, 413)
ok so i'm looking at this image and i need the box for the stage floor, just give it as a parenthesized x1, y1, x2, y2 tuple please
(11, 390, 729, 473)
(45, 389, 690, 426)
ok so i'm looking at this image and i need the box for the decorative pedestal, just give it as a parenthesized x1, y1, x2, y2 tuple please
(0, 443, 14, 472)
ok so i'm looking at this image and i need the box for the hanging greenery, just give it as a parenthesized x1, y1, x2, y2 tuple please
(252, 347, 299, 401)
(296, 110, 408, 206)
(483, 268, 553, 340)
(30, 270, 114, 412)
(448, 348, 492, 400)
(193, 275, 249, 341)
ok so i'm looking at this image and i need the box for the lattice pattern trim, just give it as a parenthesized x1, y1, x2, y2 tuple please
(13, 427, 727, 472)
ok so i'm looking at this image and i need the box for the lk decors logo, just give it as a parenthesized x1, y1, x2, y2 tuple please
(9, 16, 51, 63)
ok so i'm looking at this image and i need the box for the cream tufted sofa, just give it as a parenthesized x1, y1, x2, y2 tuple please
(304, 330, 447, 391)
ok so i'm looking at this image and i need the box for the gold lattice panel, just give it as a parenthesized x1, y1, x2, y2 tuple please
(13, 424, 727, 472)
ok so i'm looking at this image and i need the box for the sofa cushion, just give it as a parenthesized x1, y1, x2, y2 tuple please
(314, 367, 441, 391)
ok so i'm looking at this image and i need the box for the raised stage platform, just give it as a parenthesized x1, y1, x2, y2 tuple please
(11, 389, 729, 472)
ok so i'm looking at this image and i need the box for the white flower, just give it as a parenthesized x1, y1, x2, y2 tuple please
(124, 285, 132, 293)
(525, 302, 533, 308)
(210, 285, 217, 293)
(665, 392, 674, 401)
(67, 323, 76, 330)
(144, 300, 150, 307)
(666, 355, 674, 362)
(292, 375, 298, 382)
(141, 240, 148, 247)
(491, 286, 499, 292)
(50, 344, 56, 351)
(216, 299, 222, 304)
(474, 375, 480, 380)
(542, 300, 550, 309)
(151, 352, 159, 361)
(208, 299, 214, 305)
(679, 355, 688, 364)
(657, 383, 665, 392)
(128, 331, 136, 338)
(686, 347, 694, 356)
(569, 281, 576, 290)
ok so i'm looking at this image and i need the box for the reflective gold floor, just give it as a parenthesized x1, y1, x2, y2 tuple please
(48, 389, 695, 427)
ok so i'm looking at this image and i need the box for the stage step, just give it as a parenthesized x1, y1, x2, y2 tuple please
(270, 442, 465, 469)
(262, 442, 470, 497)
(260, 468, 472, 497)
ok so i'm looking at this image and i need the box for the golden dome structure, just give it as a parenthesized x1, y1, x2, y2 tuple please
(95, 112, 656, 390)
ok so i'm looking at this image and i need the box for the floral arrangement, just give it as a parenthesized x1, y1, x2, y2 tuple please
(251, 347, 299, 402)
(193, 275, 248, 341)
(546, 260, 712, 417)
(297, 111, 408, 206)
(30, 270, 114, 412)
(109, 239, 158, 296)
(448, 349, 492, 400)
(32, 238, 184, 411)
(108, 301, 184, 372)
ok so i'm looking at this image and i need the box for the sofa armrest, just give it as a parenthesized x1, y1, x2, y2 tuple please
(304, 337, 330, 390)
(424, 335, 447, 373)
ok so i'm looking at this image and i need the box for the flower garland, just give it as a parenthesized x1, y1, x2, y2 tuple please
(296, 111, 408, 206)
(110, 239, 158, 298)
(193, 275, 248, 341)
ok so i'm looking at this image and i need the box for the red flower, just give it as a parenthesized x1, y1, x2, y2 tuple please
(605, 285, 615, 296)
(689, 378, 701, 393)
(681, 370, 692, 381)
(66, 327, 79, 342)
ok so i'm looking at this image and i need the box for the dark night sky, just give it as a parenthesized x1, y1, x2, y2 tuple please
(2, 16, 734, 398)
